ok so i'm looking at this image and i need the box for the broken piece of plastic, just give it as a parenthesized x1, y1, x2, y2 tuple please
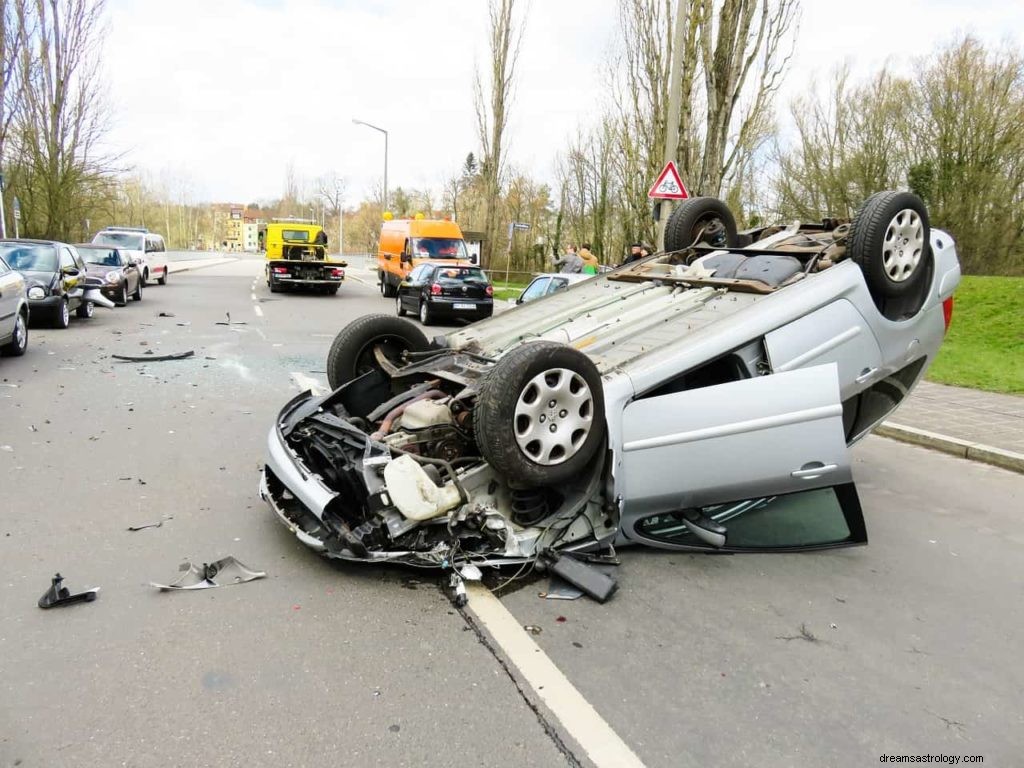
(38, 573, 100, 609)
(112, 350, 195, 363)
(151, 556, 266, 591)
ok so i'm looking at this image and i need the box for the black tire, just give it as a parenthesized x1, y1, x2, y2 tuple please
(474, 341, 606, 487)
(380, 273, 398, 298)
(117, 283, 129, 307)
(849, 191, 931, 302)
(52, 298, 70, 329)
(419, 299, 433, 326)
(1, 311, 28, 356)
(268, 275, 280, 293)
(396, 294, 406, 317)
(142, 268, 150, 286)
(664, 197, 738, 252)
(157, 268, 168, 285)
(328, 285, 339, 296)
(326, 314, 430, 390)
(132, 278, 143, 302)
(75, 301, 94, 319)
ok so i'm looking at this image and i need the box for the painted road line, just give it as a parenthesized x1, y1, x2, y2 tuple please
(466, 584, 647, 768)
(290, 372, 328, 396)
(254, 305, 264, 317)
(348, 274, 366, 285)
(251, 292, 257, 300)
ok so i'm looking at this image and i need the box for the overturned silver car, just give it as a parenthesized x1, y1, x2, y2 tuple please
(260, 192, 961, 573)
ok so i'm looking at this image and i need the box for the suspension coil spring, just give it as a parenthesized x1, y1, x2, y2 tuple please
(510, 488, 549, 527)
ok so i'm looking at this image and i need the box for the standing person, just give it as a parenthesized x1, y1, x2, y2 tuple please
(552, 244, 583, 274)
(622, 242, 643, 266)
(639, 243, 653, 259)
(579, 243, 600, 275)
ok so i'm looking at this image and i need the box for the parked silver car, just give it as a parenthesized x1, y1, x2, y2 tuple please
(260, 192, 960, 576)
(0, 251, 30, 357)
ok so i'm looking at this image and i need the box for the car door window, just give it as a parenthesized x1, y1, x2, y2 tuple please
(546, 278, 569, 295)
(520, 278, 550, 302)
(59, 248, 76, 270)
(0, 258, 8, 276)
(72, 248, 86, 270)
(633, 484, 866, 552)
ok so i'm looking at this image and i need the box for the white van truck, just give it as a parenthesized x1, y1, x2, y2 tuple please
(91, 227, 169, 286)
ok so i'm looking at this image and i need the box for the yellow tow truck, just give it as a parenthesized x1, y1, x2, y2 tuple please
(264, 219, 347, 295)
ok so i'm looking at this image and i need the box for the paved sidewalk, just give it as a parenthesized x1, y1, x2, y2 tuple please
(880, 380, 1024, 472)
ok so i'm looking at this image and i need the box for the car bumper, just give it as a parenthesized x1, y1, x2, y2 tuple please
(28, 296, 63, 314)
(426, 298, 493, 317)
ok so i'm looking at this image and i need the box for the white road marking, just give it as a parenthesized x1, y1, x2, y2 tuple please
(348, 274, 366, 285)
(254, 305, 264, 317)
(290, 372, 328, 396)
(466, 584, 647, 768)
(251, 292, 257, 300)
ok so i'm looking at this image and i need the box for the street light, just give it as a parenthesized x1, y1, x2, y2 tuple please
(352, 118, 388, 212)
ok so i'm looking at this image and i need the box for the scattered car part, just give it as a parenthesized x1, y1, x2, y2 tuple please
(38, 573, 99, 609)
(543, 552, 618, 603)
(112, 350, 195, 362)
(127, 521, 163, 532)
(151, 556, 266, 591)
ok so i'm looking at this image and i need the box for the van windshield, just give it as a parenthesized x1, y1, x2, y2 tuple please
(413, 238, 467, 259)
(93, 232, 144, 251)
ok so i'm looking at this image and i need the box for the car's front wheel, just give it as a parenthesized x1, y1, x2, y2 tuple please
(53, 298, 70, 329)
(117, 283, 129, 307)
(326, 314, 431, 390)
(0, 312, 28, 356)
(75, 300, 94, 319)
(474, 341, 606, 487)
(132, 279, 143, 301)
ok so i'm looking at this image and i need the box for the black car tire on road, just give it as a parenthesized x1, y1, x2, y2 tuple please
(418, 300, 433, 326)
(0, 312, 28, 357)
(474, 341, 606, 488)
(117, 283, 129, 307)
(396, 295, 406, 317)
(849, 191, 932, 306)
(132, 279, 143, 302)
(664, 197, 739, 253)
(380, 274, 397, 298)
(326, 314, 431, 390)
(52, 298, 70, 329)
(75, 300, 94, 319)
(157, 268, 168, 285)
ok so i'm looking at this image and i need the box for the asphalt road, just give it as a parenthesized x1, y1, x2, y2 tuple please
(1, 255, 1021, 767)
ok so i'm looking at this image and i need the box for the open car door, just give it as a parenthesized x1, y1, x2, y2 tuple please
(618, 364, 866, 552)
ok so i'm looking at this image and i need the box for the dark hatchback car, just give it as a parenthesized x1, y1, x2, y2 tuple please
(76, 244, 143, 306)
(395, 262, 493, 325)
(0, 239, 92, 328)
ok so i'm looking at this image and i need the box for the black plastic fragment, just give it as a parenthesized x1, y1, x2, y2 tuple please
(38, 573, 100, 609)
(545, 552, 618, 603)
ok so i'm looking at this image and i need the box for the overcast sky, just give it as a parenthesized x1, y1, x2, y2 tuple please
(102, 0, 1022, 205)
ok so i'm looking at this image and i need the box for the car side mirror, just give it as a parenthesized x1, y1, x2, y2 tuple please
(400, 253, 412, 264)
(61, 266, 80, 277)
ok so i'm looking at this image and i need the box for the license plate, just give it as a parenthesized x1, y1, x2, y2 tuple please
(453, 303, 476, 310)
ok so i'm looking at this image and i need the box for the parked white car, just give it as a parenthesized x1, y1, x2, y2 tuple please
(91, 227, 169, 286)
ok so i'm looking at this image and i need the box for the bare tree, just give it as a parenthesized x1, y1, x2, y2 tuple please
(474, 0, 524, 268)
(0, 0, 29, 166)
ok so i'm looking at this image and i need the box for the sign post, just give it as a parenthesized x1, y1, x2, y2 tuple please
(504, 221, 531, 284)
(648, 161, 690, 251)
(12, 196, 20, 239)
(0, 173, 6, 239)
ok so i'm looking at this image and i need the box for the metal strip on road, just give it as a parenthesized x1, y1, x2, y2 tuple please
(466, 584, 648, 768)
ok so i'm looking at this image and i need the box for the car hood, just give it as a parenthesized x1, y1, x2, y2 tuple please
(83, 263, 120, 276)
(19, 269, 57, 287)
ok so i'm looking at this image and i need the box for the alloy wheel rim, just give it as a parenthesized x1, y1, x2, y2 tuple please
(420, 303, 427, 323)
(61, 302, 69, 325)
(513, 367, 594, 466)
(396, 296, 402, 314)
(15, 315, 26, 349)
(882, 208, 924, 282)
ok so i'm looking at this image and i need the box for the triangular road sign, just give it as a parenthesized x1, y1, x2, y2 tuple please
(648, 161, 689, 200)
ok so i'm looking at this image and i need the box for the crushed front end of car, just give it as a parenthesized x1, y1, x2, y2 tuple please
(260, 356, 614, 570)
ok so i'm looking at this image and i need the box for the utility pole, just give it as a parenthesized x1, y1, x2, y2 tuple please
(0, 173, 6, 239)
(336, 181, 344, 259)
(656, 0, 689, 251)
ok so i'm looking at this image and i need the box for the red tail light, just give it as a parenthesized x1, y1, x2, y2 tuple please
(272, 267, 289, 274)
(942, 296, 954, 334)
(430, 283, 442, 295)
(331, 268, 345, 277)
(485, 284, 494, 297)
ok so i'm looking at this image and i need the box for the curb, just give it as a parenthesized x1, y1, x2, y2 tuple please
(167, 258, 237, 274)
(876, 422, 1024, 474)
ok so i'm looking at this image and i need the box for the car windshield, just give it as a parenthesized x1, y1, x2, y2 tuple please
(433, 266, 488, 283)
(413, 238, 468, 259)
(92, 232, 144, 251)
(281, 230, 310, 242)
(0, 243, 58, 272)
(80, 248, 122, 266)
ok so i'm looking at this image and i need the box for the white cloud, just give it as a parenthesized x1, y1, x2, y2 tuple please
(101, 0, 1019, 203)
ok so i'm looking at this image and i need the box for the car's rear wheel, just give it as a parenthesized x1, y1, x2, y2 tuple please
(396, 295, 406, 317)
(380, 274, 397, 298)
(157, 268, 168, 285)
(1, 312, 28, 356)
(326, 314, 430, 389)
(474, 341, 606, 487)
(76, 300, 94, 319)
(664, 197, 739, 252)
(419, 299, 432, 326)
(53, 298, 70, 329)
(849, 191, 932, 308)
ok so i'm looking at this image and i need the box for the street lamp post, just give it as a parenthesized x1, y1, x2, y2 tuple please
(352, 119, 388, 212)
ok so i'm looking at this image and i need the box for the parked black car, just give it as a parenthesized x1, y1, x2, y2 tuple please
(395, 262, 493, 325)
(0, 239, 96, 328)
(76, 244, 143, 306)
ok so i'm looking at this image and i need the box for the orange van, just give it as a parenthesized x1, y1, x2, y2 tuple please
(377, 217, 470, 297)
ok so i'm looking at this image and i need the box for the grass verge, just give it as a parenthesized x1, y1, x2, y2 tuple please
(927, 275, 1023, 394)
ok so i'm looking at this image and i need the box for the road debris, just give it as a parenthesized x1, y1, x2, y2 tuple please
(112, 350, 195, 363)
(127, 516, 171, 532)
(524, 625, 542, 635)
(215, 312, 246, 326)
(38, 573, 100, 609)
(151, 556, 266, 591)
(157, 312, 176, 317)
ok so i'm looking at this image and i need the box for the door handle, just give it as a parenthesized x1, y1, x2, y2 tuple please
(791, 462, 838, 479)
(855, 367, 878, 384)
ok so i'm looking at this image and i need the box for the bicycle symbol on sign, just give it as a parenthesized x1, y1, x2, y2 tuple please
(659, 179, 680, 194)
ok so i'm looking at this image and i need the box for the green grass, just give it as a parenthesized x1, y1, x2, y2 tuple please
(926, 275, 1024, 394)
(491, 280, 528, 302)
